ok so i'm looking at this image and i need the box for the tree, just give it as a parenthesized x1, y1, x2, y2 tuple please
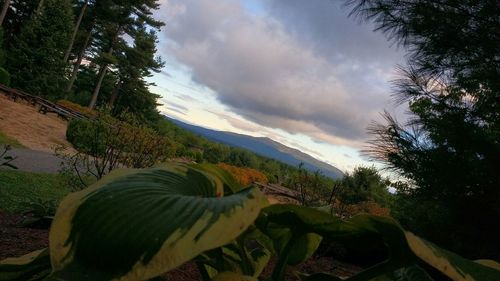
(0, 0, 11, 26)
(340, 166, 391, 206)
(108, 25, 164, 123)
(88, 0, 163, 109)
(0, 0, 38, 43)
(7, 0, 73, 98)
(63, 0, 88, 62)
(349, 0, 500, 259)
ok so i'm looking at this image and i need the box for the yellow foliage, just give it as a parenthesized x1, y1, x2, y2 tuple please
(56, 99, 97, 118)
(329, 199, 390, 218)
(217, 163, 268, 186)
(345, 200, 390, 217)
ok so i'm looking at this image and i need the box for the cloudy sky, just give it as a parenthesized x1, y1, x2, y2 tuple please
(150, 0, 405, 172)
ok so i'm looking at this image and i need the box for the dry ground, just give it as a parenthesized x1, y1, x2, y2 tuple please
(0, 94, 75, 153)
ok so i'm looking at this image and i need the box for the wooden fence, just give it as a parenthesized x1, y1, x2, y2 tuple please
(0, 83, 90, 121)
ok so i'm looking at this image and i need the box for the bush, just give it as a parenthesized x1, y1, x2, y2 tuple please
(64, 112, 176, 184)
(217, 162, 268, 186)
(56, 99, 97, 118)
(0, 67, 10, 86)
(66, 118, 106, 154)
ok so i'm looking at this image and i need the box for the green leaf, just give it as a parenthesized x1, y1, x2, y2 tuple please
(248, 247, 271, 277)
(193, 163, 242, 194)
(48, 163, 267, 281)
(405, 232, 500, 281)
(0, 249, 51, 281)
(287, 233, 322, 265)
(394, 265, 434, 281)
(212, 272, 258, 281)
(475, 260, 500, 271)
(259, 205, 415, 281)
(297, 272, 343, 281)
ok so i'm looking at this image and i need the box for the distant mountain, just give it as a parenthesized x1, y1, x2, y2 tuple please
(166, 116, 344, 179)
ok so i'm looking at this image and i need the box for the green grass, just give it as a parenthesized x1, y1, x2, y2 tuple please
(0, 130, 25, 148)
(0, 170, 71, 213)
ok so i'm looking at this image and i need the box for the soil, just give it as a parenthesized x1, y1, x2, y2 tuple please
(0, 211, 49, 261)
(0, 94, 75, 153)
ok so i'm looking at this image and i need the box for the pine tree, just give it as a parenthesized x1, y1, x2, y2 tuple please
(0, 0, 11, 26)
(63, 0, 88, 62)
(348, 0, 500, 258)
(109, 26, 163, 108)
(87, 0, 163, 109)
(65, 0, 97, 93)
(7, 0, 74, 98)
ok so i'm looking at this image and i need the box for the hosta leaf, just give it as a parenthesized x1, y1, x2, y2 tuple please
(48, 163, 266, 281)
(248, 247, 270, 277)
(348, 215, 414, 265)
(0, 249, 51, 281)
(212, 272, 258, 281)
(405, 232, 500, 281)
(259, 205, 415, 280)
(394, 265, 434, 281)
(297, 272, 343, 281)
(194, 163, 242, 194)
(287, 233, 322, 266)
(475, 260, 500, 271)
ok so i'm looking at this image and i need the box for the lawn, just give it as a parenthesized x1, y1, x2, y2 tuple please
(0, 170, 71, 213)
(0, 130, 25, 148)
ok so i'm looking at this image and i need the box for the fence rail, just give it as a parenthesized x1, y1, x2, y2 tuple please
(0, 83, 90, 121)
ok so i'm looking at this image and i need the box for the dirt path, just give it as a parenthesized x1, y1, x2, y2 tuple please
(0, 94, 75, 153)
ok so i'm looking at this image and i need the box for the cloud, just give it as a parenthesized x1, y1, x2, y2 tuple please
(159, 0, 402, 146)
(207, 109, 263, 133)
(167, 101, 189, 112)
(258, 0, 403, 67)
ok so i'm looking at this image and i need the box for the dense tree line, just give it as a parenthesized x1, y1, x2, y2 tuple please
(0, 0, 164, 125)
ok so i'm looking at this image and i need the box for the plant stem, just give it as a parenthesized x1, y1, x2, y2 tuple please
(271, 235, 295, 281)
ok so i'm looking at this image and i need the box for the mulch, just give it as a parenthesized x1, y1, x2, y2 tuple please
(0, 210, 361, 280)
(0, 211, 49, 260)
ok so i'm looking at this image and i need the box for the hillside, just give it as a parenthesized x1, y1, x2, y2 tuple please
(166, 117, 344, 179)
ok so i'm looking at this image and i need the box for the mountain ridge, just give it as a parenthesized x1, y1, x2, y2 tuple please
(165, 116, 344, 179)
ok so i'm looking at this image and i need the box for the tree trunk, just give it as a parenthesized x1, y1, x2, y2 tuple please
(66, 29, 92, 93)
(63, 0, 87, 62)
(0, 0, 11, 27)
(108, 79, 122, 107)
(88, 63, 108, 109)
(88, 25, 121, 109)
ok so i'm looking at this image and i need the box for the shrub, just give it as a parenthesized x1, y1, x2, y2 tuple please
(66, 118, 106, 154)
(217, 162, 268, 186)
(56, 99, 97, 118)
(0, 67, 10, 86)
(64, 112, 176, 185)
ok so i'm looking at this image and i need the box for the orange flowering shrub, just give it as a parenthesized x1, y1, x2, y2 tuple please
(346, 200, 390, 217)
(217, 163, 268, 186)
(325, 199, 390, 218)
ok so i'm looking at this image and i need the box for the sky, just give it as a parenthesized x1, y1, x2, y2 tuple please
(150, 0, 406, 173)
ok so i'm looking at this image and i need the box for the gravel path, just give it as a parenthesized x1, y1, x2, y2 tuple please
(1, 149, 65, 174)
